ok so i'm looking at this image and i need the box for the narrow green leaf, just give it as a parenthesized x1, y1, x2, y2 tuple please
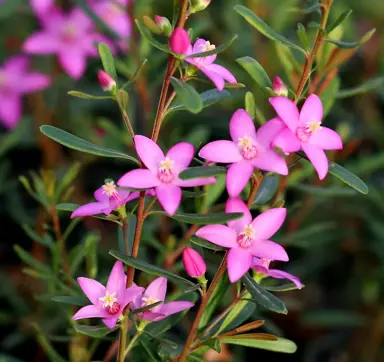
(262, 283, 303, 292)
(204, 339, 221, 353)
(297, 24, 309, 51)
(179, 166, 227, 180)
(98, 42, 117, 80)
(219, 335, 297, 353)
(234, 5, 305, 54)
(22, 224, 53, 248)
(190, 236, 225, 252)
(40, 126, 139, 163)
(109, 250, 195, 286)
(242, 273, 287, 314)
(135, 19, 170, 53)
(139, 336, 162, 362)
(327, 9, 353, 33)
(288, 4, 321, 14)
(55, 162, 81, 201)
(185, 35, 238, 58)
(51, 296, 87, 306)
(336, 77, 384, 99)
(74, 324, 118, 338)
(170, 77, 203, 114)
(245, 92, 256, 120)
(56, 203, 78, 212)
(67, 91, 112, 100)
(252, 175, 279, 205)
(328, 161, 368, 194)
(132, 301, 162, 314)
(121, 59, 148, 90)
(14, 245, 50, 273)
(325, 28, 376, 49)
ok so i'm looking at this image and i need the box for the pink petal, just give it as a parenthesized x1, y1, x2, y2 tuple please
(256, 118, 286, 148)
(0, 95, 21, 129)
(23, 32, 59, 54)
(247, 240, 288, 261)
(103, 315, 120, 329)
(198, 140, 242, 163)
(140, 312, 166, 322)
(94, 186, 109, 202)
(269, 97, 299, 133)
(156, 184, 182, 216)
(299, 94, 323, 125)
(30, 0, 54, 16)
(195, 225, 237, 248)
(205, 64, 237, 84)
(227, 248, 253, 283)
(144, 277, 167, 302)
(158, 301, 194, 316)
(225, 197, 252, 233)
(251, 208, 287, 240)
(192, 39, 217, 65)
(117, 169, 160, 188)
(4, 56, 29, 72)
(229, 109, 257, 143)
(108, 190, 132, 210)
(70, 202, 107, 219)
(122, 285, 145, 306)
(18, 73, 51, 93)
(175, 176, 216, 188)
(272, 128, 301, 153)
(166, 142, 194, 170)
(58, 50, 87, 79)
(134, 135, 164, 173)
(267, 269, 303, 289)
(106, 261, 126, 301)
(226, 160, 254, 197)
(251, 149, 288, 175)
(309, 127, 343, 150)
(302, 143, 328, 180)
(77, 277, 106, 305)
(200, 67, 224, 91)
(72, 305, 109, 320)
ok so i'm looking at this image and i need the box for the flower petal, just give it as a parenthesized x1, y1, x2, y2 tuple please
(23, 32, 59, 54)
(198, 140, 242, 163)
(225, 197, 252, 233)
(229, 109, 257, 143)
(166, 142, 194, 170)
(103, 315, 120, 329)
(269, 96, 299, 132)
(195, 225, 237, 248)
(134, 135, 165, 173)
(4, 56, 29, 72)
(122, 285, 145, 306)
(118, 169, 160, 188)
(144, 277, 167, 302)
(227, 248, 253, 283)
(70, 202, 107, 219)
(106, 261, 126, 300)
(58, 50, 87, 79)
(77, 277, 106, 305)
(226, 160, 254, 197)
(72, 305, 109, 320)
(251, 208, 287, 240)
(140, 312, 167, 322)
(158, 301, 194, 317)
(0, 95, 21, 129)
(251, 149, 288, 175)
(200, 67, 225, 91)
(156, 184, 182, 216)
(205, 64, 236, 84)
(18, 73, 51, 93)
(309, 127, 343, 150)
(299, 94, 323, 125)
(302, 143, 328, 180)
(256, 118, 286, 148)
(247, 240, 288, 261)
(267, 269, 303, 289)
(272, 128, 301, 153)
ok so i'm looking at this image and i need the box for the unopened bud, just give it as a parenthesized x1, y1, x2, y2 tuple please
(190, 0, 211, 13)
(143, 15, 162, 35)
(97, 70, 116, 93)
(169, 27, 190, 54)
(155, 15, 172, 36)
(272, 76, 288, 97)
(182, 247, 206, 278)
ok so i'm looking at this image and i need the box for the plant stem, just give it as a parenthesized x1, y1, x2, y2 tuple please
(123, 331, 141, 358)
(120, 108, 135, 141)
(294, 0, 333, 100)
(177, 255, 228, 362)
(117, 317, 128, 362)
(247, 171, 263, 208)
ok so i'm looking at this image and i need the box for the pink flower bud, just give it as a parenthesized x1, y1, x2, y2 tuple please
(272, 76, 288, 97)
(190, 0, 211, 13)
(97, 70, 116, 92)
(182, 247, 206, 278)
(169, 27, 190, 54)
(155, 15, 172, 36)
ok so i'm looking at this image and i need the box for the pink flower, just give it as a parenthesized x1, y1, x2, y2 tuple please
(252, 257, 303, 289)
(118, 135, 216, 216)
(0, 56, 50, 129)
(23, 7, 105, 79)
(199, 109, 288, 197)
(272, 76, 288, 97)
(97, 70, 116, 92)
(182, 247, 206, 278)
(196, 198, 288, 283)
(185, 38, 237, 91)
(30, 0, 54, 17)
(73, 261, 144, 328)
(170, 27, 191, 54)
(130, 277, 194, 322)
(269, 95, 343, 179)
(70, 180, 153, 218)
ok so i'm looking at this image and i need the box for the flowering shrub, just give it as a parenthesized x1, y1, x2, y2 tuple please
(2, 0, 381, 361)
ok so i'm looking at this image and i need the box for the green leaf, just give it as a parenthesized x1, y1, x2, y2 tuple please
(170, 77, 203, 114)
(56, 203, 78, 212)
(190, 236, 225, 252)
(252, 175, 279, 205)
(179, 166, 227, 180)
(40, 126, 139, 163)
(116, 89, 129, 111)
(109, 250, 195, 286)
(297, 24, 309, 51)
(167, 89, 231, 115)
(325, 28, 376, 49)
(336, 77, 384, 99)
(327, 9, 353, 33)
(14, 245, 50, 274)
(234, 5, 305, 54)
(21, 224, 53, 248)
(262, 283, 303, 292)
(219, 335, 297, 353)
(288, 3, 321, 14)
(135, 19, 170, 53)
(245, 92, 256, 120)
(292, 184, 357, 197)
(328, 161, 368, 194)
(139, 336, 162, 362)
(121, 59, 148, 90)
(67, 91, 112, 100)
(203, 339, 221, 353)
(51, 296, 87, 306)
(185, 35, 238, 58)
(302, 310, 366, 327)
(183, 190, 206, 198)
(132, 301, 162, 314)
(242, 273, 287, 314)
(236, 56, 272, 95)
(148, 210, 243, 225)
(74, 324, 118, 338)
(98, 43, 117, 80)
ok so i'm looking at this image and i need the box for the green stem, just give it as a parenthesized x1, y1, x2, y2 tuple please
(123, 331, 141, 358)
(117, 317, 128, 362)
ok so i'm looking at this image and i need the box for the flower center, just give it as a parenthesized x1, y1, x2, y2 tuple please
(238, 136, 258, 160)
(237, 224, 255, 248)
(142, 296, 160, 312)
(99, 291, 120, 315)
(61, 24, 77, 42)
(158, 157, 174, 183)
(194, 41, 216, 65)
(296, 121, 322, 142)
(102, 181, 119, 198)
